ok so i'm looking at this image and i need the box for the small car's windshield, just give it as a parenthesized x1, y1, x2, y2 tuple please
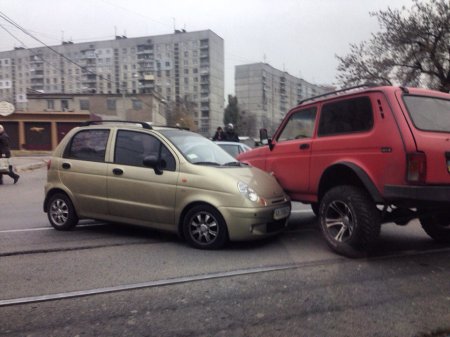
(160, 130, 238, 165)
(403, 95, 450, 132)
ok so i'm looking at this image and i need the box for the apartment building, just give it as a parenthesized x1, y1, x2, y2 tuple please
(235, 63, 332, 138)
(0, 29, 224, 136)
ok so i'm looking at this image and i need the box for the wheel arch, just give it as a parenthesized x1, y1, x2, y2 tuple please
(318, 162, 383, 204)
(177, 201, 224, 239)
(43, 188, 72, 212)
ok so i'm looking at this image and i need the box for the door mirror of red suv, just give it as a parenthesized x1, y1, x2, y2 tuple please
(259, 128, 269, 144)
(259, 128, 274, 150)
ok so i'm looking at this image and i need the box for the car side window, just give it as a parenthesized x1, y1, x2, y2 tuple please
(115, 130, 176, 171)
(277, 107, 317, 142)
(64, 129, 109, 162)
(318, 96, 373, 136)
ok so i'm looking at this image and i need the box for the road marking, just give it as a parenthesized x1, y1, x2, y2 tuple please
(0, 223, 106, 234)
(0, 227, 52, 233)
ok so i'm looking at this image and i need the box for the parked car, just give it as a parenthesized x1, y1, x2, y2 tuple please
(44, 121, 291, 249)
(237, 85, 450, 257)
(215, 141, 252, 158)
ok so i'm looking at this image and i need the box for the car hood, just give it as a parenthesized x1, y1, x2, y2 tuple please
(225, 166, 286, 198)
(180, 163, 286, 199)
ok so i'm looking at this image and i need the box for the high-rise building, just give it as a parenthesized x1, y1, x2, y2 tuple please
(0, 29, 224, 136)
(235, 63, 332, 138)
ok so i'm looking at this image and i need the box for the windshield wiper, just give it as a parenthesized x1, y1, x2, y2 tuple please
(223, 161, 242, 167)
(193, 161, 221, 166)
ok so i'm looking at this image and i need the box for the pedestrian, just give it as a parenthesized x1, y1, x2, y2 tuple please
(224, 123, 239, 142)
(0, 124, 20, 184)
(212, 126, 224, 141)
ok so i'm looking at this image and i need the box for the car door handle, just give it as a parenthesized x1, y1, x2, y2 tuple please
(112, 168, 123, 175)
(299, 143, 310, 150)
(62, 162, 71, 169)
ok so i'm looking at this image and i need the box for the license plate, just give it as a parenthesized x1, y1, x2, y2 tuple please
(273, 206, 290, 220)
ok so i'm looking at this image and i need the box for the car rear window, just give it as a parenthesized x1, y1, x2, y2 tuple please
(318, 96, 373, 136)
(64, 129, 109, 162)
(403, 95, 450, 132)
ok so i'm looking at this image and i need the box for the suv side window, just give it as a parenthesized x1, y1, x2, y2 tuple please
(318, 96, 373, 136)
(64, 129, 109, 162)
(277, 107, 317, 142)
(115, 130, 176, 171)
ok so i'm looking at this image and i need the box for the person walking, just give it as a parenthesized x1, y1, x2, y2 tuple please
(224, 123, 239, 142)
(212, 126, 224, 141)
(0, 124, 20, 184)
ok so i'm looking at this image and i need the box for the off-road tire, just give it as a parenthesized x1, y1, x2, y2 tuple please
(319, 185, 381, 258)
(420, 212, 450, 244)
(311, 203, 319, 217)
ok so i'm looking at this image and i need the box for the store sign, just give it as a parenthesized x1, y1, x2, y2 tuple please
(0, 101, 15, 116)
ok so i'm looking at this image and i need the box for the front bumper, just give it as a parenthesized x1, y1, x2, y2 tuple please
(384, 185, 450, 203)
(219, 201, 291, 241)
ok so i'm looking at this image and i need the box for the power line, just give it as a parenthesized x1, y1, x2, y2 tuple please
(0, 10, 116, 87)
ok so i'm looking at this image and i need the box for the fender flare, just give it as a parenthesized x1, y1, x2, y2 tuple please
(320, 162, 384, 203)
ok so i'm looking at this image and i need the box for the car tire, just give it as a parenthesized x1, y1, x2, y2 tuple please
(311, 203, 319, 217)
(183, 205, 228, 249)
(319, 185, 381, 258)
(47, 193, 79, 230)
(420, 212, 450, 243)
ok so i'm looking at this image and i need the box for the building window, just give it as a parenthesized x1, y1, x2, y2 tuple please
(133, 99, 142, 110)
(80, 99, 90, 110)
(61, 100, 69, 111)
(107, 99, 116, 111)
(47, 100, 54, 110)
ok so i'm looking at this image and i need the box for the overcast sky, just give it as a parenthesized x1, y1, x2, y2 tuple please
(0, 0, 415, 94)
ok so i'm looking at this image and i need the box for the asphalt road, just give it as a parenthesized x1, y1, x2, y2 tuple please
(0, 167, 449, 337)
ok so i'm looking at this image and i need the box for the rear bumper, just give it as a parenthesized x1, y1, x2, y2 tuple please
(384, 185, 450, 203)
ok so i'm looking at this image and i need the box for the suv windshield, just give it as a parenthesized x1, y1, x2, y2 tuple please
(403, 95, 450, 132)
(160, 130, 236, 165)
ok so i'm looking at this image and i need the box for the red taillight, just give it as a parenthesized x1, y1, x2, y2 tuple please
(406, 152, 426, 184)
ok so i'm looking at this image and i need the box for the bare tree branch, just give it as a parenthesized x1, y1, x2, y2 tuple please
(336, 0, 450, 92)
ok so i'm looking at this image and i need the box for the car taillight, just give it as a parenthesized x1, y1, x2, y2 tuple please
(406, 152, 426, 184)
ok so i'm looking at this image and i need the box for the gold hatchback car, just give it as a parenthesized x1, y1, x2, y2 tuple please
(44, 122, 291, 249)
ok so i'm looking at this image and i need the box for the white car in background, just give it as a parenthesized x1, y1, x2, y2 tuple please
(215, 141, 252, 158)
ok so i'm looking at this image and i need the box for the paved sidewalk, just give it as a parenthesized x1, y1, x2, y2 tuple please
(9, 156, 50, 173)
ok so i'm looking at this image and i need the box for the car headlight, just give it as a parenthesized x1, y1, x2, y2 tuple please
(237, 182, 267, 206)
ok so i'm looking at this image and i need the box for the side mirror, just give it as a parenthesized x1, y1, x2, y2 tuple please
(259, 128, 268, 144)
(259, 128, 274, 150)
(143, 155, 164, 175)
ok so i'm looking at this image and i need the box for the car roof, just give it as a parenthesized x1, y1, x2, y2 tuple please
(296, 84, 448, 108)
(79, 121, 192, 133)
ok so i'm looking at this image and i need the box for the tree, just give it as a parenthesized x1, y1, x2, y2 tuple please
(238, 110, 257, 137)
(165, 96, 197, 131)
(223, 95, 240, 130)
(336, 0, 450, 92)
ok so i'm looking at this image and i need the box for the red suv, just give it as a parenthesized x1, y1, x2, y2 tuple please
(237, 85, 450, 257)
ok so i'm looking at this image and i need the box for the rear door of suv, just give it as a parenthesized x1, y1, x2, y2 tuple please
(400, 91, 450, 184)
